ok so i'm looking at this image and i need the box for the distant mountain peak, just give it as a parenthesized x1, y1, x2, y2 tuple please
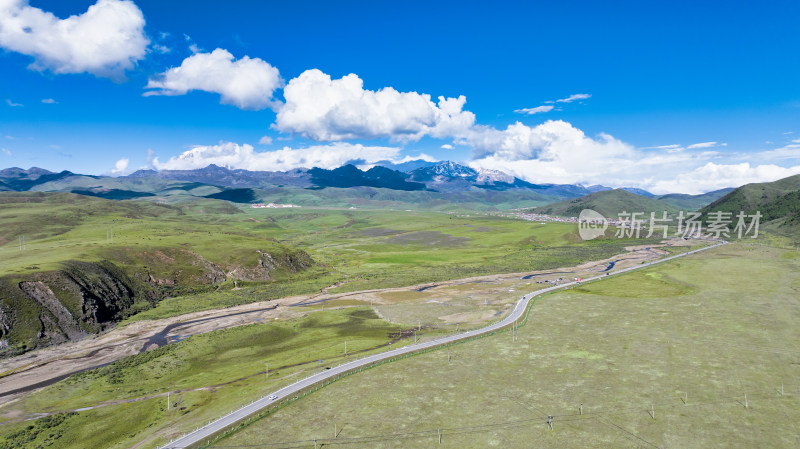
(620, 187, 655, 197)
(428, 161, 476, 177)
(0, 166, 54, 178)
(475, 168, 515, 184)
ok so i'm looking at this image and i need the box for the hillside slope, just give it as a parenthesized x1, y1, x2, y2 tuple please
(701, 175, 800, 239)
(657, 188, 734, 210)
(535, 189, 680, 217)
(0, 193, 313, 357)
(701, 174, 800, 216)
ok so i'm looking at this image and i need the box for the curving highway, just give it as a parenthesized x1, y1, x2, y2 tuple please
(163, 240, 726, 449)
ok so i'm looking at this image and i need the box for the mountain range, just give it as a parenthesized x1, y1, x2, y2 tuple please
(0, 161, 734, 211)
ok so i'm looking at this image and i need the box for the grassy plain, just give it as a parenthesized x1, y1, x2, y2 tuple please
(0, 308, 408, 449)
(1, 193, 657, 323)
(0, 193, 713, 449)
(119, 206, 660, 320)
(215, 243, 800, 448)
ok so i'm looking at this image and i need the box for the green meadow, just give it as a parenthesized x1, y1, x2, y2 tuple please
(1, 192, 662, 323)
(0, 308, 408, 449)
(0, 193, 716, 449)
(215, 243, 800, 449)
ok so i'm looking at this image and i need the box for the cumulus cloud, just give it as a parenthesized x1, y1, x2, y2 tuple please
(0, 0, 148, 78)
(5, 99, 22, 107)
(145, 48, 282, 110)
(466, 120, 641, 184)
(110, 157, 129, 174)
(556, 93, 591, 103)
(440, 144, 454, 150)
(514, 105, 554, 115)
(465, 120, 633, 162)
(1, 148, 11, 156)
(274, 69, 475, 142)
(152, 141, 422, 172)
(258, 135, 272, 145)
(649, 162, 800, 194)
(464, 120, 800, 194)
(41, 98, 57, 104)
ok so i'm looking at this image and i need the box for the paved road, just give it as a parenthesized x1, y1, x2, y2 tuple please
(163, 241, 726, 448)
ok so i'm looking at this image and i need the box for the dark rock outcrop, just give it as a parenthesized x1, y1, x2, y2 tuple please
(227, 249, 314, 281)
(18, 281, 86, 340)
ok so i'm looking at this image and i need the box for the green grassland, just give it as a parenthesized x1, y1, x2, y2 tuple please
(0, 190, 705, 355)
(0, 190, 669, 356)
(0, 192, 694, 448)
(138, 209, 666, 321)
(214, 243, 800, 448)
(1, 192, 650, 293)
(0, 308, 411, 449)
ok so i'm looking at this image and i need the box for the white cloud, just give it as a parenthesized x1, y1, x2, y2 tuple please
(41, 98, 57, 104)
(753, 142, 800, 162)
(152, 44, 170, 54)
(643, 142, 727, 153)
(110, 157, 129, 174)
(184, 34, 202, 54)
(650, 162, 800, 194)
(513, 94, 589, 114)
(463, 120, 747, 194)
(274, 69, 475, 142)
(1, 148, 11, 156)
(440, 144, 454, 149)
(145, 48, 282, 111)
(0, 0, 148, 78)
(152, 141, 419, 172)
(514, 105, 554, 115)
(466, 120, 635, 162)
(464, 120, 800, 194)
(466, 120, 638, 179)
(556, 93, 591, 103)
(647, 144, 682, 150)
(258, 135, 273, 145)
(658, 145, 685, 153)
(687, 141, 724, 149)
(5, 99, 22, 107)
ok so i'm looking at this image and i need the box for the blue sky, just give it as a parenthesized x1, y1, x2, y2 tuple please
(1, 0, 799, 193)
